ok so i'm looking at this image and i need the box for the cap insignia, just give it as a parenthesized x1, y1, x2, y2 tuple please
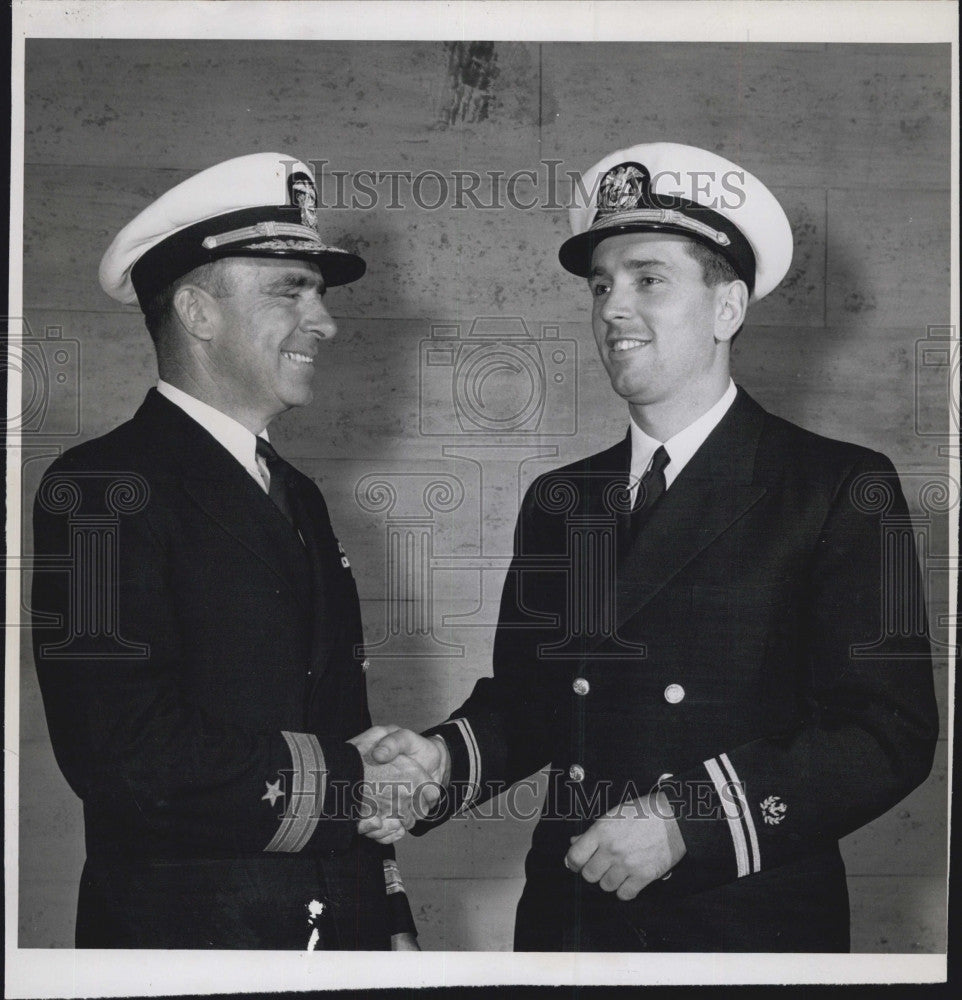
(289, 171, 318, 232)
(598, 162, 650, 214)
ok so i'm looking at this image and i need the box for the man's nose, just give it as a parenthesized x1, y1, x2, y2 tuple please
(599, 282, 633, 323)
(303, 293, 337, 340)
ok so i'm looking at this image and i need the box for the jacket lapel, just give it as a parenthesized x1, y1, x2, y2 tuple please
(134, 390, 311, 612)
(603, 388, 769, 648)
(182, 475, 311, 611)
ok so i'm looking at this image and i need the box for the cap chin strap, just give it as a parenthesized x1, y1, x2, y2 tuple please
(202, 221, 321, 250)
(589, 208, 732, 248)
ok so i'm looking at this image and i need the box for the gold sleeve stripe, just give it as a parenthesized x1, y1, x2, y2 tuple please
(264, 731, 326, 853)
(704, 756, 749, 878)
(450, 717, 481, 814)
(718, 752, 761, 874)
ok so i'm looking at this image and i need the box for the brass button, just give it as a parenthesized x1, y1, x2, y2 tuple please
(361, 658, 370, 672)
(568, 764, 585, 783)
(572, 677, 590, 696)
(664, 683, 685, 704)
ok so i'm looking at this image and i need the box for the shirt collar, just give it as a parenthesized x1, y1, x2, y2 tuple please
(629, 379, 737, 489)
(157, 380, 269, 480)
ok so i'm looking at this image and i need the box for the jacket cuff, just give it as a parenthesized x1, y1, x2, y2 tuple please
(656, 754, 761, 893)
(262, 732, 362, 854)
(411, 718, 481, 833)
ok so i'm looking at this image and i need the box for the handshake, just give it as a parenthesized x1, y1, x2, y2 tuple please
(347, 726, 451, 845)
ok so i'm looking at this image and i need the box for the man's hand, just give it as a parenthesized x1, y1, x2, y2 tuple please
(348, 726, 443, 844)
(564, 792, 686, 901)
(370, 728, 449, 787)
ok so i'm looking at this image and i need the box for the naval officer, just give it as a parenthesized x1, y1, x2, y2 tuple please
(362, 142, 939, 951)
(31, 152, 434, 949)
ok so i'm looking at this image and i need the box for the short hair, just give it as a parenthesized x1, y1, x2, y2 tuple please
(142, 259, 236, 344)
(684, 239, 741, 288)
(684, 239, 746, 341)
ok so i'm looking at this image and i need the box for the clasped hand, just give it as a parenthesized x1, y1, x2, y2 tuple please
(564, 792, 686, 901)
(348, 725, 448, 845)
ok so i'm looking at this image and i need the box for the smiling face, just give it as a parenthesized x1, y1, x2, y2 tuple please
(588, 232, 744, 434)
(200, 257, 337, 431)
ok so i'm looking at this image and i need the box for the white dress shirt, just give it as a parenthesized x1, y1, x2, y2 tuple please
(157, 380, 271, 493)
(628, 379, 737, 505)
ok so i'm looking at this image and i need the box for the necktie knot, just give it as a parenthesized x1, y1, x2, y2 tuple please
(255, 435, 282, 469)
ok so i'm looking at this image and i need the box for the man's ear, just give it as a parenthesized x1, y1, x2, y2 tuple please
(171, 284, 219, 342)
(714, 279, 749, 344)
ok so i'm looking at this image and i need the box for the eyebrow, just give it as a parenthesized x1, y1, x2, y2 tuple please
(263, 271, 327, 295)
(588, 257, 674, 280)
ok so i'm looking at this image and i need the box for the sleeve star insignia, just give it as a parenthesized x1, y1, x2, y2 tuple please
(262, 778, 284, 806)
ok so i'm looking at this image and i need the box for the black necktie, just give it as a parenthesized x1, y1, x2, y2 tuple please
(255, 436, 296, 526)
(632, 445, 670, 517)
(620, 445, 670, 556)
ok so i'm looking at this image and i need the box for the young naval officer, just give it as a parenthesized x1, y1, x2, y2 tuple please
(360, 142, 939, 951)
(31, 153, 437, 949)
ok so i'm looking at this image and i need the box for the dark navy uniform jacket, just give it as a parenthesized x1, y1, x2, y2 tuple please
(32, 389, 414, 949)
(417, 387, 938, 952)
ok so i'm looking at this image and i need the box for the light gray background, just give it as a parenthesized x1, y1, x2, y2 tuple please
(18, 39, 951, 951)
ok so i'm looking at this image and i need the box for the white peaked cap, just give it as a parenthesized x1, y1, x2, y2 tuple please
(560, 142, 792, 300)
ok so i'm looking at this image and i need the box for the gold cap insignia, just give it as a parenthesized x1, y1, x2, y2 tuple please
(598, 162, 650, 214)
(289, 171, 318, 232)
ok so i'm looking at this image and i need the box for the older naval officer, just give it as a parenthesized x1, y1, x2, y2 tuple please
(360, 142, 939, 951)
(31, 153, 436, 949)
